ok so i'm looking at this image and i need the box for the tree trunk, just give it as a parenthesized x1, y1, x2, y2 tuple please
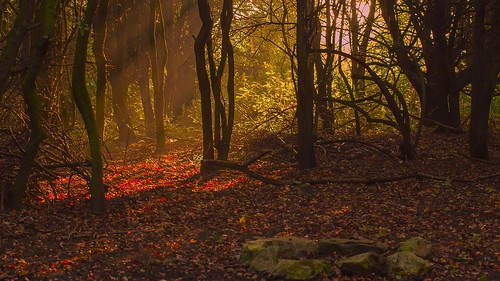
(469, 0, 499, 159)
(194, 0, 214, 160)
(0, 0, 36, 96)
(71, 0, 106, 214)
(93, 0, 109, 139)
(108, 72, 135, 142)
(218, 0, 235, 160)
(137, 60, 155, 135)
(10, 0, 58, 209)
(149, 0, 166, 152)
(296, 1, 317, 169)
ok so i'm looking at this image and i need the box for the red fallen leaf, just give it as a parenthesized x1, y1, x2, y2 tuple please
(484, 210, 496, 215)
(158, 197, 167, 203)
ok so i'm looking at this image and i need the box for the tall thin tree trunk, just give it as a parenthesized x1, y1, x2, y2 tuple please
(93, 0, 109, 139)
(194, 0, 214, 160)
(218, 0, 235, 160)
(10, 0, 58, 209)
(296, 1, 317, 169)
(149, 0, 166, 152)
(72, 0, 106, 214)
(137, 61, 155, 135)
(469, 0, 499, 159)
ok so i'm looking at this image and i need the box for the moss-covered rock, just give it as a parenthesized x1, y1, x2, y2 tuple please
(248, 246, 280, 273)
(319, 238, 388, 256)
(336, 252, 389, 276)
(388, 251, 432, 276)
(273, 259, 333, 280)
(240, 237, 319, 266)
(398, 237, 432, 259)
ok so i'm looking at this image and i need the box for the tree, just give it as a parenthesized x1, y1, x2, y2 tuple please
(9, 0, 58, 209)
(0, 0, 36, 97)
(71, 0, 106, 214)
(469, 0, 500, 159)
(93, 0, 109, 139)
(106, 2, 137, 143)
(296, 0, 317, 169)
(194, 0, 214, 161)
(380, 0, 470, 130)
(149, 0, 167, 153)
(195, 0, 235, 162)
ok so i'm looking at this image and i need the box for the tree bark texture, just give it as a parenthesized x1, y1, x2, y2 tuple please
(10, 0, 58, 209)
(296, 1, 317, 169)
(194, 0, 214, 160)
(92, 0, 109, 139)
(469, 0, 499, 159)
(71, 0, 106, 214)
(149, 0, 166, 152)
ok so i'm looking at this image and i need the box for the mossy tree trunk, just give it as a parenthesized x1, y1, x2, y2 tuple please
(10, 0, 58, 209)
(71, 0, 106, 214)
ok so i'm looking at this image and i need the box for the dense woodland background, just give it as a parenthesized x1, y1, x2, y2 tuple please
(0, 0, 499, 279)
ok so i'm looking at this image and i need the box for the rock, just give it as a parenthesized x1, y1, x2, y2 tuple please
(272, 259, 333, 280)
(398, 237, 432, 259)
(318, 238, 388, 256)
(336, 252, 389, 276)
(248, 246, 280, 273)
(240, 237, 319, 266)
(387, 251, 432, 276)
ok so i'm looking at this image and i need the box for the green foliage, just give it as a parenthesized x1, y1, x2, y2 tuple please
(235, 63, 296, 133)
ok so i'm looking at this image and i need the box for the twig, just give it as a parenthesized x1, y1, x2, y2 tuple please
(318, 138, 398, 161)
(242, 150, 273, 166)
(304, 174, 414, 185)
(201, 159, 284, 185)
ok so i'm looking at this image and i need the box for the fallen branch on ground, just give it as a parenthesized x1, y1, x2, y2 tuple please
(201, 159, 499, 186)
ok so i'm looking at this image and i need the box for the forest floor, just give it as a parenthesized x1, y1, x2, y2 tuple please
(0, 127, 499, 280)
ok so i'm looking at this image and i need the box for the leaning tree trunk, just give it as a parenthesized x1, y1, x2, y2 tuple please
(296, 1, 317, 169)
(0, 0, 36, 97)
(72, 0, 106, 214)
(10, 0, 58, 209)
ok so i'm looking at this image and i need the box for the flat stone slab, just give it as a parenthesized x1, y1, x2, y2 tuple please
(240, 237, 319, 268)
(319, 238, 388, 256)
(336, 252, 389, 276)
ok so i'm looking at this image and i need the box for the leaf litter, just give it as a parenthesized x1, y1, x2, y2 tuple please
(0, 129, 499, 280)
